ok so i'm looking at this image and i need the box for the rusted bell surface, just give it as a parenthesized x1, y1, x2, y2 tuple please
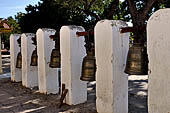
(30, 50, 38, 66)
(49, 49, 61, 68)
(80, 55, 96, 81)
(124, 44, 148, 75)
(16, 52, 22, 68)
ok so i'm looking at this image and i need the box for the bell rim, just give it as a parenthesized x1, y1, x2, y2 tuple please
(80, 76, 95, 81)
(16, 52, 22, 68)
(124, 70, 148, 75)
(30, 63, 38, 66)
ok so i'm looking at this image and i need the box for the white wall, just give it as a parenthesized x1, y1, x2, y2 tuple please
(0, 34, 2, 74)
(95, 20, 129, 113)
(60, 26, 87, 105)
(10, 34, 22, 82)
(37, 28, 60, 94)
(21, 33, 38, 88)
(147, 8, 170, 113)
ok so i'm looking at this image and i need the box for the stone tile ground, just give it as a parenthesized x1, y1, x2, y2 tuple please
(0, 56, 148, 113)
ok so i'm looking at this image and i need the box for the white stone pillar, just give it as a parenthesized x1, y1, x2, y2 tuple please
(95, 20, 129, 113)
(147, 9, 170, 113)
(0, 34, 2, 74)
(60, 26, 87, 105)
(36, 28, 60, 94)
(21, 33, 38, 88)
(10, 34, 22, 82)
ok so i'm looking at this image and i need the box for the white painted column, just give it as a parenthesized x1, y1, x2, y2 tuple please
(36, 28, 59, 94)
(60, 26, 87, 105)
(21, 33, 38, 88)
(147, 9, 170, 113)
(10, 34, 22, 82)
(0, 34, 2, 74)
(95, 20, 129, 113)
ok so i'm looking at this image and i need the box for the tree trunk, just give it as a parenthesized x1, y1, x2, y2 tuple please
(132, 14, 146, 44)
(127, 0, 157, 44)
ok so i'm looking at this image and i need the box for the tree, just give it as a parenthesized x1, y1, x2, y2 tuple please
(7, 16, 21, 34)
(125, 0, 157, 43)
(3, 0, 169, 49)
(1, 16, 21, 49)
(64, 0, 169, 43)
(17, 0, 88, 33)
(55, 0, 119, 22)
(17, 0, 169, 43)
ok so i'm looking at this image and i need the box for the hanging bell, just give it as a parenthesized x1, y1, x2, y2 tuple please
(80, 54, 96, 81)
(124, 43, 148, 75)
(49, 48, 61, 68)
(30, 49, 38, 66)
(16, 52, 22, 68)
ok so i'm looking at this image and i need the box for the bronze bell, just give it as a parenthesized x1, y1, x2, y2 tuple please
(30, 49, 38, 66)
(16, 52, 22, 68)
(80, 53, 96, 81)
(49, 48, 61, 68)
(124, 43, 148, 75)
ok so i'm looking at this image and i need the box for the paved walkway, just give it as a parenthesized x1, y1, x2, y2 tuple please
(0, 56, 148, 113)
(0, 78, 96, 113)
(0, 78, 61, 113)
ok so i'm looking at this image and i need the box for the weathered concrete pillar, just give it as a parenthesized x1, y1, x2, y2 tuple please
(36, 28, 60, 94)
(60, 26, 87, 105)
(147, 9, 170, 113)
(21, 33, 38, 88)
(0, 34, 2, 74)
(10, 34, 22, 82)
(95, 20, 129, 113)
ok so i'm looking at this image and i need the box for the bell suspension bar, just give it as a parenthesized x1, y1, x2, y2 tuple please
(49, 30, 94, 39)
(120, 25, 146, 33)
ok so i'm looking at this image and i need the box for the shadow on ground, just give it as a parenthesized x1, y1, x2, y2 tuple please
(0, 79, 97, 113)
(0, 76, 148, 113)
(128, 75, 148, 113)
(0, 56, 148, 113)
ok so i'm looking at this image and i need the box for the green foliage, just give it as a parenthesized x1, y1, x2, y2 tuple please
(7, 16, 21, 34)
(1, 16, 21, 50)
(16, 0, 89, 33)
(159, 0, 170, 8)
(4, 0, 170, 49)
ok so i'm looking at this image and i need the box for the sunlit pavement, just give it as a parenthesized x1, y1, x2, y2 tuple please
(128, 75, 148, 113)
(0, 56, 148, 113)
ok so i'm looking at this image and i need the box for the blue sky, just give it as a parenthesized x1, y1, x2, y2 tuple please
(0, 0, 40, 18)
(0, 0, 125, 19)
